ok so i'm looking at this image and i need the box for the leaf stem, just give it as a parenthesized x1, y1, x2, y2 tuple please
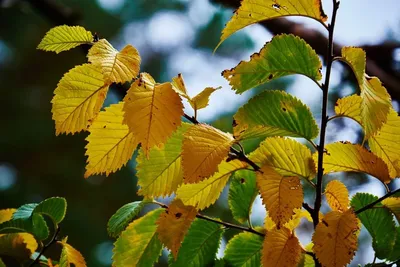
(355, 188, 400, 215)
(30, 226, 61, 267)
(183, 113, 199, 124)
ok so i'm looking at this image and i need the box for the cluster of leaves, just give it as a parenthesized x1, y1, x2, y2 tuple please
(28, 0, 400, 266)
(0, 197, 86, 266)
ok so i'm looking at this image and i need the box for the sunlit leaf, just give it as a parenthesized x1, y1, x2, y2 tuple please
(171, 73, 190, 100)
(0, 213, 49, 240)
(266, 208, 313, 231)
(324, 180, 349, 212)
(224, 232, 263, 267)
(298, 243, 315, 267)
(0, 209, 15, 223)
(334, 94, 362, 123)
(382, 197, 400, 223)
(223, 34, 322, 94)
(0, 233, 38, 260)
(58, 237, 87, 267)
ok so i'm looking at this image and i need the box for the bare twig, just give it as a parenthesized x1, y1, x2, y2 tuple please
(30, 226, 61, 267)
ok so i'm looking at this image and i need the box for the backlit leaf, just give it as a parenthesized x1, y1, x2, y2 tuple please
(262, 227, 302, 267)
(233, 90, 318, 141)
(88, 39, 140, 84)
(334, 94, 362, 123)
(113, 209, 163, 267)
(51, 64, 109, 135)
(37, 25, 93, 53)
(223, 34, 322, 94)
(156, 199, 197, 258)
(265, 208, 313, 231)
(298, 243, 315, 267)
(387, 227, 400, 261)
(171, 73, 190, 100)
(312, 210, 359, 267)
(324, 180, 349, 212)
(0, 233, 38, 260)
(85, 102, 138, 178)
(0, 213, 49, 240)
(176, 160, 247, 210)
(224, 232, 263, 267)
(123, 73, 183, 156)
(107, 201, 146, 238)
(0, 209, 15, 223)
(58, 237, 87, 267)
(382, 197, 400, 222)
(182, 124, 234, 183)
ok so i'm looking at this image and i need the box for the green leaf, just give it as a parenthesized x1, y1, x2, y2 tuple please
(233, 90, 318, 141)
(387, 227, 400, 261)
(223, 34, 322, 94)
(13, 197, 67, 224)
(169, 219, 224, 267)
(37, 25, 93, 53)
(0, 213, 49, 240)
(107, 201, 147, 238)
(351, 193, 396, 259)
(12, 204, 38, 220)
(0, 258, 5, 267)
(229, 170, 257, 224)
(224, 232, 263, 267)
(113, 209, 163, 267)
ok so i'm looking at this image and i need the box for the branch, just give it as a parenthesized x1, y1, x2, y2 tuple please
(183, 113, 199, 124)
(355, 188, 400, 215)
(30, 226, 61, 267)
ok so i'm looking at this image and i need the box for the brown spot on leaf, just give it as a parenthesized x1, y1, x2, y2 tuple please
(268, 74, 274, 79)
(232, 119, 238, 127)
(175, 212, 182, 219)
(240, 178, 245, 184)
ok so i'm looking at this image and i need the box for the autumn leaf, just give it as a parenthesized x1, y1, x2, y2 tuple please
(171, 73, 190, 100)
(224, 232, 263, 267)
(223, 34, 322, 93)
(87, 39, 140, 84)
(334, 94, 362, 123)
(37, 25, 93, 53)
(156, 199, 197, 259)
(0, 233, 38, 261)
(123, 73, 183, 156)
(382, 197, 400, 223)
(0, 209, 15, 223)
(58, 237, 86, 267)
(182, 124, 234, 183)
(324, 180, 349, 212)
(51, 64, 109, 135)
(312, 210, 359, 267)
(265, 208, 313, 231)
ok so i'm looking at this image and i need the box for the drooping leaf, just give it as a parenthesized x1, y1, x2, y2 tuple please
(334, 94, 362, 123)
(223, 34, 322, 94)
(182, 124, 234, 183)
(136, 123, 191, 197)
(37, 25, 93, 53)
(169, 219, 224, 267)
(218, 1, 327, 48)
(351, 193, 396, 259)
(84, 102, 138, 178)
(87, 39, 141, 84)
(262, 227, 302, 267)
(317, 142, 391, 183)
(249, 137, 316, 179)
(0, 213, 49, 241)
(51, 64, 109, 135)
(123, 73, 183, 156)
(382, 197, 400, 222)
(324, 180, 349, 212)
(58, 237, 87, 267)
(224, 232, 263, 267)
(229, 169, 258, 224)
(156, 199, 197, 258)
(341, 47, 391, 138)
(176, 160, 247, 210)
(312, 210, 360, 267)
(0, 233, 38, 260)
(113, 209, 163, 267)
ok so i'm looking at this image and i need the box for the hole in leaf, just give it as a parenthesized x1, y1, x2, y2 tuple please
(240, 178, 245, 184)
(272, 3, 281, 10)
(282, 107, 287, 112)
(268, 74, 273, 79)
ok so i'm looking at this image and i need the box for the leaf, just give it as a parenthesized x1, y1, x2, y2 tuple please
(351, 193, 396, 259)
(341, 47, 391, 138)
(334, 94, 362, 123)
(113, 209, 163, 267)
(387, 227, 400, 261)
(87, 39, 141, 84)
(0, 213, 49, 240)
(382, 197, 400, 223)
(257, 166, 303, 227)
(222, 34, 322, 94)
(51, 64, 109, 135)
(312, 210, 360, 267)
(265, 208, 313, 231)
(317, 142, 391, 183)
(229, 169, 258, 224)
(123, 73, 183, 156)
(58, 237, 87, 267)
(249, 137, 316, 179)
(262, 227, 302, 267)
(0, 233, 38, 260)
(136, 123, 191, 197)
(233, 90, 318, 141)
(156, 199, 197, 258)
(182, 124, 234, 183)
(0, 209, 16, 223)
(37, 25, 93, 53)
(169, 219, 224, 267)
(191, 87, 219, 110)
(84, 102, 138, 178)
(298, 243, 315, 267)
(171, 74, 190, 100)
(176, 160, 247, 210)
(224, 232, 263, 267)
(218, 1, 327, 48)
(107, 201, 146, 238)
(324, 180, 349, 212)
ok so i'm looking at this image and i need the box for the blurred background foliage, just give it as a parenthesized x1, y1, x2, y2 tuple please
(0, 0, 399, 265)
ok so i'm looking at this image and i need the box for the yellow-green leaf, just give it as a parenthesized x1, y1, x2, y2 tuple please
(382, 197, 400, 222)
(51, 64, 109, 135)
(37, 25, 93, 53)
(334, 94, 362, 123)
(324, 180, 349, 212)
(0, 233, 38, 260)
(84, 102, 138, 178)
(58, 237, 87, 267)
(191, 87, 219, 110)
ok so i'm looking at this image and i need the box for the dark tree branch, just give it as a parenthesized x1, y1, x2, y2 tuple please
(355, 188, 400, 215)
(30, 226, 61, 267)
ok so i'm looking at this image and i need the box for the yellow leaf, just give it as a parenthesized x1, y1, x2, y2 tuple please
(218, 0, 327, 48)
(182, 124, 234, 183)
(334, 94, 362, 123)
(262, 227, 302, 267)
(312, 210, 360, 267)
(382, 197, 400, 222)
(51, 64, 109, 135)
(249, 137, 316, 179)
(324, 180, 349, 212)
(265, 208, 312, 231)
(84, 102, 138, 178)
(257, 166, 303, 227)
(88, 39, 141, 84)
(0, 209, 15, 223)
(191, 87, 220, 110)
(123, 73, 183, 156)
(156, 199, 197, 258)
(171, 73, 190, 100)
(58, 237, 87, 267)
(0, 233, 38, 260)
(37, 25, 93, 53)
(176, 160, 247, 210)
(316, 142, 391, 183)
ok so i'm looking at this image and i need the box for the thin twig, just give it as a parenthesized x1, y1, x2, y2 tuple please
(355, 188, 400, 215)
(183, 113, 199, 124)
(30, 226, 61, 267)
(302, 202, 314, 217)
